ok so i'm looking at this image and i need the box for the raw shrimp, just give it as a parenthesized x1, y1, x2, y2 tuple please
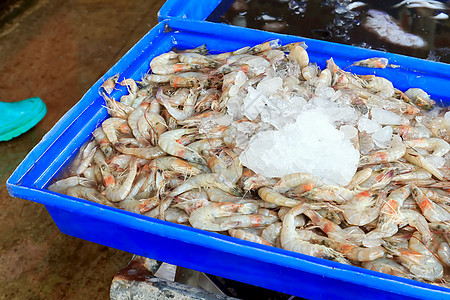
(206, 187, 242, 203)
(340, 190, 381, 226)
(411, 186, 450, 222)
(404, 138, 450, 157)
(280, 204, 349, 264)
(392, 169, 432, 182)
(103, 93, 134, 119)
(178, 53, 220, 68)
(100, 74, 119, 94)
(258, 187, 302, 207)
(104, 158, 138, 202)
(352, 57, 389, 69)
(248, 39, 281, 54)
(150, 51, 179, 70)
(158, 128, 206, 165)
(93, 127, 113, 157)
(229, 229, 272, 246)
(48, 176, 96, 194)
(150, 156, 202, 176)
(346, 168, 373, 190)
(359, 135, 406, 166)
(115, 145, 165, 160)
(273, 172, 318, 193)
(137, 109, 167, 144)
(187, 138, 224, 154)
(261, 222, 282, 245)
(297, 229, 385, 262)
(173, 190, 209, 214)
(304, 209, 355, 244)
(102, 117, 131, 145)
(207, 149, 243, 184)
(65, 185, 113, 207)
(300, 185, 355, 204)
(164, 208, 189, 223)
(391, 124, 432, 140)
(404, 149, 445, 181)
(189, 202, 255, 231)
(362, 257, 413, 278)
(75, 141, 98, 175)
(168, 173, 242, 198)
(217, 214, 278, 228)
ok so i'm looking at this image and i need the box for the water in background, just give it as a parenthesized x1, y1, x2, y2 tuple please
(211, 0, 450, 63)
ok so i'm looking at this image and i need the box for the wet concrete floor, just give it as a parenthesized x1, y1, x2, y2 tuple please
(0, 0, 165, 298)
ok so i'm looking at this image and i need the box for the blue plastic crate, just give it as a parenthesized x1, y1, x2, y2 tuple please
(7, 18, 450, 299)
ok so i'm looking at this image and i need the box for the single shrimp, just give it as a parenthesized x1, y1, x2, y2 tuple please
(304, 209, 356, 245)
(273, 172, 318, 193)
(411, 185, 450, 222)
(150, 156, 203, 176)
(157, 88, 198, 121)
(173, 190, 209, 214)
(100, 74, 119, 94)
(158, 128, 206, 164)
(359, 135, 406, 166)
(206, 187, 242, 203)
(217, 214, 279, 228)
(75, 141, 98, 175)
(400, 209, 432, 244)
(229, 229, 272, 246)
(48, 176, 96, 194)
(186, 138, 224, 154)
(258, 187, 302, 208)
(362, 258, 413, 279)
(391, 124, 432, 140)
(115, 144, 165, 160)
(152, 63, 203, 75)
(119, 78, 139, 95)
(104, 158, 138, 202)
(248, 39, 281, 55)
(300, 185, 355, 204)
(178, 53, 220, 68)
(127, 105, 148, 142)
(301, 64, 318, 81)
(261, 222, 282, 245)
(352, 57, 389, 69)
(280, 204, 349, 264)
(188, 202, 255, 231)
(165, 207, 189, 223)
(346, 168, 373, 190)
(150, 51, 179, 69)
(298, 229, 385, 262)
(146, 74, 174, 84)
(340, 190, 381, 226)
(92, 127, 113, 158)
(408, 231, 444, 281)
(101, 117, 131, 145)
(207, 149, 243, 184)
(65, 185, 114, 207)
(392, 169, 432, 183)
(355, 168, 397, 191)
(404, 138, 450, 157)
(437, 242, 450, 267)
(168, 173, 242, 198)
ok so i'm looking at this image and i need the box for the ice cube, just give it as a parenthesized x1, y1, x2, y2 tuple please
(371, 107, 402, 125)
(372, 126, 393, 148)
(358, 115, 381, 133)
(257, 77, 283, 94)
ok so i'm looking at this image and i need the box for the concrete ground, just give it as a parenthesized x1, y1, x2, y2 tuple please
(0, 0, 165, 298)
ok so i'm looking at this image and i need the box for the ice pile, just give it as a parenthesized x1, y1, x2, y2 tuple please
(239, 109, 360, 186)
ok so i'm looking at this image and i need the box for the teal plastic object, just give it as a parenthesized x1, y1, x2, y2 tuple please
(0, 97, 47, 141)
(6, 19, 450, 299)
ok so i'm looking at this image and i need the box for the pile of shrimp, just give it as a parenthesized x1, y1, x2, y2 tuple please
(49, 40, 450, 288)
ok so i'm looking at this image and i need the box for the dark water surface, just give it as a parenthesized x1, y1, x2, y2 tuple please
(212, 0, 450, 63)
